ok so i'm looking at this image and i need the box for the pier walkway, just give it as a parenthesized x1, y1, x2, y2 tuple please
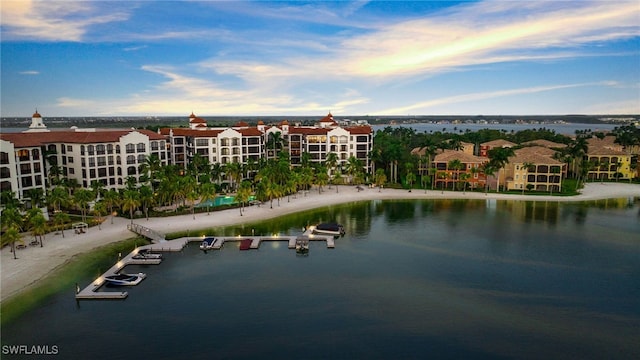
(127, 222, 165, 242)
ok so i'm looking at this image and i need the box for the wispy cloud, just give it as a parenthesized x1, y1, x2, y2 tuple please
(1, 0, 131, 41)
(19, 70, 39, 75)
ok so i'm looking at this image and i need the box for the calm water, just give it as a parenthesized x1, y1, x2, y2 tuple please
(372, 122, 620, 135)
(2, 199, 639, 359)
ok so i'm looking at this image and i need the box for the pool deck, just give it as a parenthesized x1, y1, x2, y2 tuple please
(76, 226, 337, 300)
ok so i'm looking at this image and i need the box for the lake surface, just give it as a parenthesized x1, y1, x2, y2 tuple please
(2, 198, 639, 359)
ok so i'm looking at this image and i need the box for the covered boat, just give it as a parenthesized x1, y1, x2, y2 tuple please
(313, 223, 345, 236)
(104, 272, 146, 286)
(132, 249, 163, 259)
(200, 237, 216, 250)
(295, 238, 309, 253)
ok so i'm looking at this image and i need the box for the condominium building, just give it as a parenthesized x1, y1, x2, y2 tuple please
(506, 146, 565, 192)
(0, 111, 168, 200)
(160, 112, 374, 175)
(586, 136, 633, 180)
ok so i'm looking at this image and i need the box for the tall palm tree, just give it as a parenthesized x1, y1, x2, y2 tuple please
(139, 185, 154, 220)
(47, 186, 69, 213)
(459, 172, 471, 194)
(1, 207, 23, 233)
(236, 181, 252, 216)
(54, 211, 70, 237)
(122, 190, 141, 224)
(141, 154, 162, 190)
(90, 180, 105, 201)
(103, 189, 120, 224)
(93, 201, 107, 230)
(225, 161, 242, 192)
(521, 162, 535, 194)
(448, 159, 464, 191)
(2, 227, 22, 259)
(199, 182, 217, 215)
(375, 169, 387, 192)
(25, 188, 44, 210)
(487, 147, 515, 192)
(332, 169, 343, 193)
(28, 209, 47, 247)
(73, 189, 93, 223)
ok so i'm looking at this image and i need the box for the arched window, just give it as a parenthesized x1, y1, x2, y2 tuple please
(87, 145, 95, 155)
(137, 143, 146, 152)
(127, 166, 137, 176)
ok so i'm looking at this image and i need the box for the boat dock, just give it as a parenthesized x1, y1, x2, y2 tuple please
(209, 233, 334, 250)
(77, 228, 338, 300)
(75, 246, 162, 300)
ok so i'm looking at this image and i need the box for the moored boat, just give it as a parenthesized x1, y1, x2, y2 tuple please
(200, 237, 216, 250)
(132, 249, 163, 259)
(313, 223, 345, 237)
(295, 238, 309, 253)
(104, 272, 146, 286)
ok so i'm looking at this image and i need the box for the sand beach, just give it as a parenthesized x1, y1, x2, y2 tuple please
(2, 182, 639, 303)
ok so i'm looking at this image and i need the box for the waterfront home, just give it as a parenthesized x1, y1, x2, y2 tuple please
(432, 150, 487, 190)
(586, 136, 633, 181)
(478, 139, 517, 157)
(506, 146, 566, 192)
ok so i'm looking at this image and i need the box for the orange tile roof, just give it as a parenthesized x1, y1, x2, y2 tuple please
(433, 150, 485, 164)
(480, 139, 516, 147)
(521, 139, 567, 148)
(1, 129, 164, 147)
(510, 147, 563, 164)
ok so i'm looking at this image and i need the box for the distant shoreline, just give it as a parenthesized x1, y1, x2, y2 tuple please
(2, 182, 639, 304)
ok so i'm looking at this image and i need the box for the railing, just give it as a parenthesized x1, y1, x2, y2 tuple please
(127, 223, 166, 242)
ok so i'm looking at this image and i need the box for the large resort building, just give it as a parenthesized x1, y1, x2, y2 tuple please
(1, 111, 373, 201)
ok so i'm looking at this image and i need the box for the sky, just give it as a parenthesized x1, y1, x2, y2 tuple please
(1, 0, 639, 117)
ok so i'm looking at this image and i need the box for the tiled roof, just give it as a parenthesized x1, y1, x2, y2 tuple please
(162, 128, 224, 137)
(521, 139, 567, 148)
(235, 121, 249, 127)
(289, 127, 329, 135)
(433, 150, 485, 164)
(1, 129, 164, 147)
(344, 126, 372, 134)
(510, 147, 563, 164)
(481, 139, 516, 147)
(587, 136, 625, 154)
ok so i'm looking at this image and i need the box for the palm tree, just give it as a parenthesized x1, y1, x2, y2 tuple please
(521, 162, 535, 195)
(315, 166, 329, 194)
(487, 147, 515, 192)
(28, 210, 47, 247)
(236, 181, 252, 216)
(332, 170, 343, 193)
(186, 188, 199, 220)
(406, 172, 416, 192)
(482, 164, 496, 194)
(73, 189, 93, 223)
(139, 185, 154, 220)
(90, 180, 105, 201)
(345, 156, 362, 185)
(199, 182, 217, 215)
(1, 207, 23, 233)
(225, 162, 242, 192)
(459, 172, 471, 194)
(375, 169, 387, 192)
(122, 190, 141, 224)
(2, 227, 22, 259)
(47, 186, 69, 213)
(103, 189, 120, 224)
(54, 211, 70, 237)
(25, 188, 44, 210)
(447, 159, 464, 191)
(93, 201, 107, 230)
(141, 154, 162, 190)
(1, 191, 22, 210)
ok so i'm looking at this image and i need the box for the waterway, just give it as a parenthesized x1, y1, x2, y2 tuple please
(2, 198, 639, 359)
(372, 122, 620, 135)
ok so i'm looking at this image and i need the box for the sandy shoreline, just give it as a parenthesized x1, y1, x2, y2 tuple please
(2, 182, 639, 303)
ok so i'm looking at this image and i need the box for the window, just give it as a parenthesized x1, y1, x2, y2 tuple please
(68, 157, 74, 163)
(89, 158, 95, 167)
(126, 144, 135, 153)
(127, 155, 135, 164)
(127, 166, 136, 176)
(17, 149, 29, 161)
(34, 163, 41, 172)
(0, 152, 9, 165)
(35, 175, 42, 186)
(137, 143, 145, 152)
(90, 169, 96, 178)
(98, 168, 107, 177)
(87, 145, 95, 155)
(107, 144, 114, 154)
(151, 141, 158, 150)
(0, 167, 10, 178)
(21, 176, 33, 187)
(20, 163, 31, 174)
(96, 145, 106, 155)
(196, 138, 208, 146)
(98, 156, 106, 166)
(32, 149, 40, 160)
(81, 145, 85, 155)
(68, 168, 75, 175)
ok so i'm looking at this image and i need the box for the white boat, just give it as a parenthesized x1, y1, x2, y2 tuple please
(104, 272, 146, 286)
(295, 238, 309, 253)
(313, 223, 345, 236)
(200, 237, 216, 250)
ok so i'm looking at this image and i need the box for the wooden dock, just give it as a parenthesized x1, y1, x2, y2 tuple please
(206, 233, 334, 250)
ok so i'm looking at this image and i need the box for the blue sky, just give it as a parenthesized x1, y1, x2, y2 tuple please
(1, 0, 639, 117)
